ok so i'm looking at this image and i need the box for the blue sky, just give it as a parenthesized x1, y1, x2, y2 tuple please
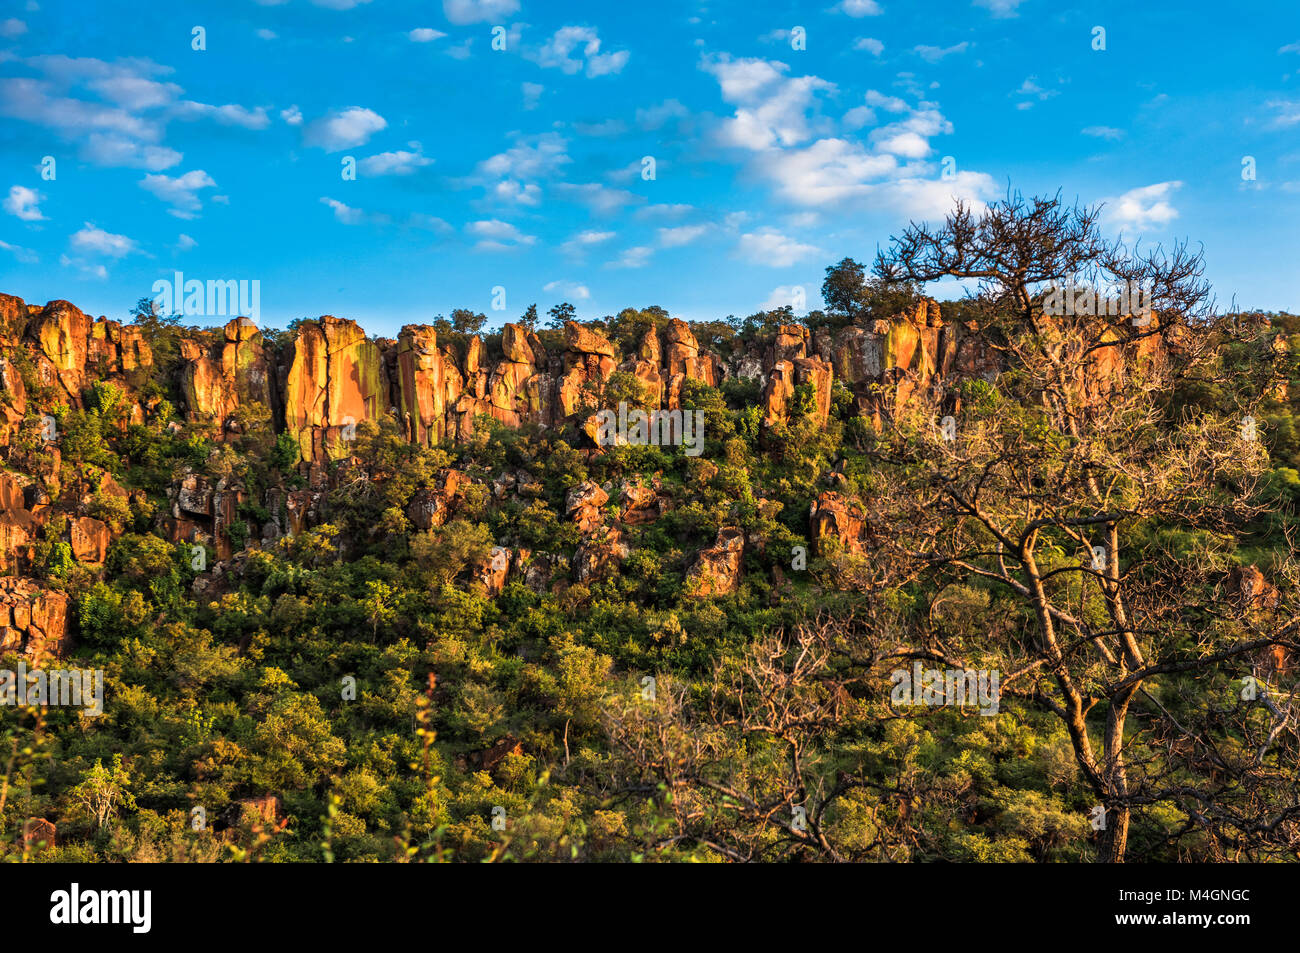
(0, 0, 1297, 336)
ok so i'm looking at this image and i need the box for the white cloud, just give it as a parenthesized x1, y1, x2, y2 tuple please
(1280, 41, 1300, 54)
(1081, 125, 1124, 140)
(610, 245, 653, 269)
(175, 233, 197, 251)
(477, 131, 569, 181)
(854, 37, 884, 55)
(636, 98, 689, 129)
(834, 0, 883, 15)
(359, 149, 434, 176)
(555, 181, 641, 215)
(492, 179, 541, 205)
(543, 280, 591, 300)
(303, 106, 387, 151)
(0, 239, 38, 264)
(702, 54, 995, 219)
(70, 222, 137, 258)
(409, 213, 453, 233)
(736, 229, 821, 267)
(466, 218, 536, 251)
(0, 55, 272, 172)
(256, 28, 278, 40)
(973, 0, 1026, 17)
(864, 89, 908, 112)
(636, 203, 694, 220)
(320, 197, 366, 224)
(139, 169, 217, 218)
(1267, 99, 1300, 128)
(4, 185, 45, 221)
(443, 0, 519, 24)
(176, 101, 271, 129)
(843, 105, 876, 130)
(1103, 181, 1182, 230)
(914, 42, 969, 63)
(409, 28, 447, 42)
(530, 26, 629, 78)
(0, 19, 26, 37)
(522, 82, 544, 110)
(281, 105, 303, 125)
(701, 54, 836, 151)
(657, 224, 710, 247)
(561, 229, 616, 257)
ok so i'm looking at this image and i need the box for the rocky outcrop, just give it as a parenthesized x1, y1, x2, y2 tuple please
(22, 818, 56, 852)
(566, 480, 609, 534)
(811, 491, 865, 556)
(0, 579, 70, 663)
(283, 316, 387, 465)
(558, 321, 618, 419)
(685, 527, 745, 597)
(762, 356, 833, 428)
(0, 472, 34, 573)
(407, 468, 467, 531)
(69, 516, 109, 564)
(575, 526, 630, 583)
(180, 317, 272, 431)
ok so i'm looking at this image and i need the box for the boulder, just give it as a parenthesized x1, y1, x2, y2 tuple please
(69, 516, 109, 563)
(685, 527, 745, 597)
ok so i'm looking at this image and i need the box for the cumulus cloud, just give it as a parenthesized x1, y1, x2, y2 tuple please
(1103, 181, 1182, 230)
(736, 229, 821, 267)
(543, 279, 591, 300)
(701, 54, 836, 150)
(555, 182, 641, 215)
(320, 196, 366, 225)
(139, 169, 217, 218)
(69, 222, 137, 258)
(303, 106, 387, 151)
(4, 184, 45, 221)
(914, 42, 968, 63)
(530, 26, 629, 78)
(409, 28, 447, 42)
(854, 37, 884, 55)
(834, 0, 883, 16)
(1082, 125, 1124, 140)
(466, 219, 536, 251)
(560, 229, 615, 257)
(0, 239, 38, 264)
(702, 55, 996, 218)
(443, 0, 519, 24)
(973, 0, 1027, 16)
(477, 131, 570, 181)
(0, 55, 273, 171)
(657, 224, 710, 247)
(609, 245, 653, 269)
(359, 149, 434, 176)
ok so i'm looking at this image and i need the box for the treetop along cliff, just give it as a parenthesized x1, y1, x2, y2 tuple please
(3, 194, 1299, 863)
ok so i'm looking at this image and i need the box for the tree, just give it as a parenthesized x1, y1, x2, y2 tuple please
(547, 302, 577, 329)
(451, 308, 487, 335)
(863, 190, 1300, 862)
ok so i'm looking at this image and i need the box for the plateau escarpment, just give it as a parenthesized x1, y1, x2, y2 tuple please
(0, 290, 1165, 659)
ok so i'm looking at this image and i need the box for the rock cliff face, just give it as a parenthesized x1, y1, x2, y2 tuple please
(0, 289, 1172, 637)
(6, 292, 1152, 470)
